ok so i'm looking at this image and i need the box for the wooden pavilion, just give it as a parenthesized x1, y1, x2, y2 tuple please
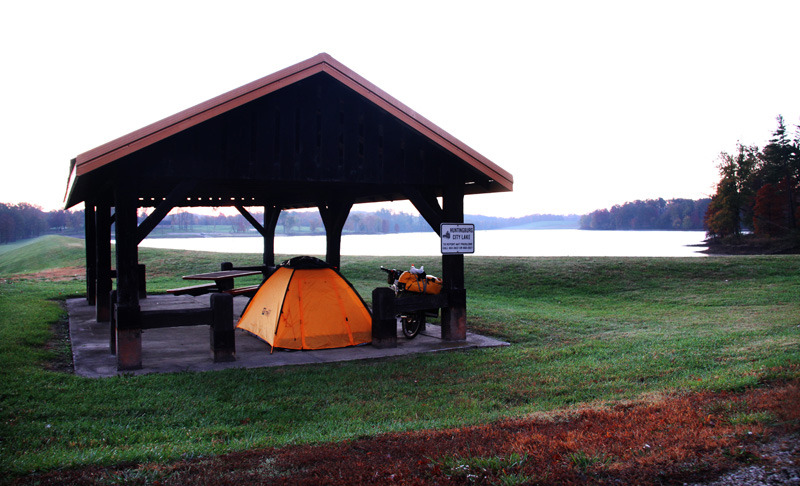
(64, 53, 513, 370)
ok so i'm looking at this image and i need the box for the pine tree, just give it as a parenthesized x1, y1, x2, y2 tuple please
(705, 169, 741, 238)
(758, 115, 799, 232)
(704, 144, 758, 238)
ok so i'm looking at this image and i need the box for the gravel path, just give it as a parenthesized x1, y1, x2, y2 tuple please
(688, 434, 800, 486)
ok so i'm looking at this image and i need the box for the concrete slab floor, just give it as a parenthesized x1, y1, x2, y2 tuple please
(67, 295, 508, 378)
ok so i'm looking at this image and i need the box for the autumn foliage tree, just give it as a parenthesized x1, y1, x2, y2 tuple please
(753, 182, 787, 236)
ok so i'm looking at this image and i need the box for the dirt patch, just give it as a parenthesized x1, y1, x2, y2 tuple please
(5, 267, 86, 282)
(43, 309, 74, 374)
(15, 380, 800, 485)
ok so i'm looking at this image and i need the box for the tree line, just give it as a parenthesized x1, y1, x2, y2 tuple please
(0, 203, 84, 244)
(0, 203, 579, 244)
(579, 198, 710, 231)
(162, 209, 575, 235)
(153, 208, 435, 235)
(704, 115, 800, 239)
(0, 195, 720, 246)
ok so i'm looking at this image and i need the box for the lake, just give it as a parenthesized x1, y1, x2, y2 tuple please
(138, 229, 709, 257)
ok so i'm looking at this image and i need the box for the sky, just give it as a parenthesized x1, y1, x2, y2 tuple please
(1, 0, 798, 218)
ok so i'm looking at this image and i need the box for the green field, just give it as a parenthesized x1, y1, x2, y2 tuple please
(1, 235, 798, 479)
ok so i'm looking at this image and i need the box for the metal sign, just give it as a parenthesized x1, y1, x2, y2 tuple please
(440, 223, 475, 254)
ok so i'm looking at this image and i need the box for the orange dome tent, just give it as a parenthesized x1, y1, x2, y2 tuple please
(236, 257, 372, 351)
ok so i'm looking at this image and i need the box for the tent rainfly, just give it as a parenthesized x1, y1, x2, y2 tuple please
(237, 257, 372, 351)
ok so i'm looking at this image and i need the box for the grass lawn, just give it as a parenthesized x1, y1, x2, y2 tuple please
(1, 236, 799, 481)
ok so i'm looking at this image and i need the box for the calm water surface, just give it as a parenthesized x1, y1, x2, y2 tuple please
(138, 230, 708, 257)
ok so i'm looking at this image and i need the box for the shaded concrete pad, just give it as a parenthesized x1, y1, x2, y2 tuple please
(67, 295, 508, 378)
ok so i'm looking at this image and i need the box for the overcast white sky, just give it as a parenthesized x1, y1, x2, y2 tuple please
(1, 0, 798, 217)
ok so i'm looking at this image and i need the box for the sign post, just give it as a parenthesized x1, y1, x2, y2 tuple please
(440, 223, 475, 255)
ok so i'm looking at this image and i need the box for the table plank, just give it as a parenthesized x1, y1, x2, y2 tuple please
(182, 270, 260, 281)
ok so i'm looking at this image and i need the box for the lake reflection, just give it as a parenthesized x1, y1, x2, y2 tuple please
(138, 229, 708, 257)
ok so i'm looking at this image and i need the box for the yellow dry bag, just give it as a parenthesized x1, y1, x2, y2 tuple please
(398, 271, 443, 295)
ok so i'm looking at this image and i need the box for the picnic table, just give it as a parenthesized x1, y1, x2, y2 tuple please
(183, 269, 261, 290)
(167, 269, 261, 296)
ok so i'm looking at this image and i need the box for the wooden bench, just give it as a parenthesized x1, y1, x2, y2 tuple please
(224, 285, 260, 297)
(166, 283, 218, 296)
(110, 292, 236, 363)
(371, 289, 450, 349)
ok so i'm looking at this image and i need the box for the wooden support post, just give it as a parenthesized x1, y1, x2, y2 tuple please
(95, 203, 112, 322)
(371, 287, 397, 348)
(135, 180, 196, 245)
(407, 187, 443, 236)
(263, 205, 280, 268)
(235, 204, 281, 269)
(84, 204, 97, 305)
(407, 182, 467, 341)
(319, 199, 353, 270)
(137, 264, 147, 299)
(109, 290, 117, 354)
(441, 286, 466, 341)
(210, 293, 235, 362)
(114, 182, 142, 371)
(115, 326, 141, 370)
(441, 182, 467, 341)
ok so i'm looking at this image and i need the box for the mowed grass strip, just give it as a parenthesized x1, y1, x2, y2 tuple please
(0, 236, 798, 478)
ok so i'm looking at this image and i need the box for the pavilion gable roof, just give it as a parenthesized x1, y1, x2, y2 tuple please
(66, 53, 512, 208)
